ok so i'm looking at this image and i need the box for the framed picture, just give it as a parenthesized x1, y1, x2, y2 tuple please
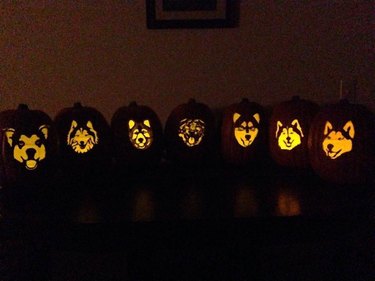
(146, 0, 238, 29)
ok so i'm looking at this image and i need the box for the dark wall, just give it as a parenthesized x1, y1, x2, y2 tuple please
(1, 1, 373, 121)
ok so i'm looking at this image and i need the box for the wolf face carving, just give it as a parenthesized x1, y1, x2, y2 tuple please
(233, 112, 260, 147)
(67, 120, 98, 153)
(128, 119, 153, 150)
(4, 125, 49, 170)
(322, 121, 354, 159)
(178, 119, 205, 147)
(276, 119, 304, 150)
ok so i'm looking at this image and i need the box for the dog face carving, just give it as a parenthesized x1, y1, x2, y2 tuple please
(128, 119, 153, 150)
(322, 121, 354, 159)
(178, 119, 205, 147)
(4, 125, 49, 170)
(233, 112, 260, 147)
(67, 120, 98, 154)
(276, 119, 304, 150)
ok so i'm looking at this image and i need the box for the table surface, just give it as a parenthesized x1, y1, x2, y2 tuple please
(0, 163, 374, 280)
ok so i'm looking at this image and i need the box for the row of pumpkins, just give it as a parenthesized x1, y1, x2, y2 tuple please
(0, 97, 373, 186)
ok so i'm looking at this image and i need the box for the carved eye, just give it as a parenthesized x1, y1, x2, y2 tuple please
(35, 139, 42, 146)
(250, 127, 256, 131)
(237, 127, 245, 131)
(18, 141, 25, 148)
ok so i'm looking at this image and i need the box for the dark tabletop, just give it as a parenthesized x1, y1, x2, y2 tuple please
(0, 163, 374, 280)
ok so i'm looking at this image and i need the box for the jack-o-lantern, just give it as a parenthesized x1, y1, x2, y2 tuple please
(0, 104, 59, 187)
(221, 98, 267, 166)
(111, 101, 163, 168)
(54, 102, 112, 179)
(269, 96, 319, 169)
(308, 100, 375, 184)
(165, 99, 215, 165)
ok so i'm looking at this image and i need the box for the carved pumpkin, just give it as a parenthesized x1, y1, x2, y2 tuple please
(0, 104, 59, 187)
(269, 96, 319, 169)
(111, 101, 163, 168)
(165, 99, 215, 165)
(308, 100, 375, 184)
(221, 98, 267, 166)
(54, 102, 112, 179)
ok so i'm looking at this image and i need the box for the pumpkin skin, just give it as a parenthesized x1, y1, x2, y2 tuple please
(0, 109, 14, 187)
(111, 101, 163, 168)
(54, 102, 112, 179)
(0, 104, 59, 187)
(269, 96, 319, 169)
(165, 99, 215, 165)
(221, 98, 267, 166)
(308, 100, 375, 184)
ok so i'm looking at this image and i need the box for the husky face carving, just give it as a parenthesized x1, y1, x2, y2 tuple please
(233, 113, 260, 147)
(4, 125, 49, 170)
(322, 121, 354, 159)
(128, 119, 153, 150)
(276, 119, 304, 151)
(67, 120, 98, 153)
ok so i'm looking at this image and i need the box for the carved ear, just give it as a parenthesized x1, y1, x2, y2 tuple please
(291, 119, 304, 137)
(67, 120, 77, 144)
(39, 125, 49, 140)
(233, 113, 241, 124)
(86, 121, 98, 143)
(86, 121, 94, 130)
(129, 120, 135, 130)
(343, 121, 355, 139)
(71, 120, 77, 129)
(324, 121, 333, 136)
(253, 113, 260, 124)
(143, 120, 151, 128)
(4, 128, 15, 147)
(275, 121, 283, 138)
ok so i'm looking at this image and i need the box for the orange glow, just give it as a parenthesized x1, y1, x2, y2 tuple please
(233, 185, 258, 217)
(133, 189, 155, 221)
(276, 191, 301, 216)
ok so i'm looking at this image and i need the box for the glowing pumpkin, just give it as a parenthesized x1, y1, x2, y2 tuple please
(165, 99, 215, 165)
(221, 98, 267, 166)
(111, 101, 163, 168)
(0, 104, 59, 187)
(54, 102, 112, 179)
(308, 100, 375, 184)
(269, 96, 319, 169)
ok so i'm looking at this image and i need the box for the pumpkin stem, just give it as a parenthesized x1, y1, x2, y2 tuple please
(74, 102, 83, 108)
(17, 104, 29, 110)
(129, 101, 138, 107)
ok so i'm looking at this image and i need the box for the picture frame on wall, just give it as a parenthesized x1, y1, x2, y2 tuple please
(146, 0, 238, 29)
